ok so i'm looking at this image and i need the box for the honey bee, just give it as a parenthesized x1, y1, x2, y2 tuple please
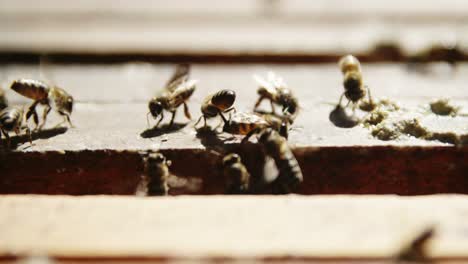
(10, 79, 74, 130)
(222, 153, 250, 194)
(0, 86, 8, 110)
(223, 112, 289, 139)
(395, 227, 435, 262)
(194, 89, 236, 127)
(338, 55, 374, 111)
(253, 72, 299, 122)
(147, 65, 197, 128)
(146, 152, 172, 196)
(0, 107, 32, 148)
(242, 128, 302, 194)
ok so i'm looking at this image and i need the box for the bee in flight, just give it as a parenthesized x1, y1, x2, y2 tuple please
(337, 55, 375, 111)
(147, 64, 197, 128)
(0, 86, 8, 110)
(223, 112, 289, 139)
(194, 89, 236, 128)
(253, 71, 299, 122)
(222, 153, 250, 194)
(242, 128, 302, 194)
(145, 152, 172, 196)
(10, 79, 74, 130)
(0, 107, 32, 148)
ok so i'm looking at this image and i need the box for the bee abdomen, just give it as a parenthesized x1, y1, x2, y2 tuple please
(0, 108, 20, 131)
(11, 79, 49, 100)
(211, 89, 236, 110)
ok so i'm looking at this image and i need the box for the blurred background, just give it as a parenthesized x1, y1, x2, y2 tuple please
(1, 0, 468, 62)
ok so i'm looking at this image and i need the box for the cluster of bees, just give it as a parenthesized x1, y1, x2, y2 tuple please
(144, 64, 303, 195)
(0, 54, 374, 195)
(0, 79, 74, 148)
(145, 54, 371, 195)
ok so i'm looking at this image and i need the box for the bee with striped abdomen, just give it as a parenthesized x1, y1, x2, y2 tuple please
(337, 55, 375, 111)
(242, 128, 302, 194)
(194, 89, 236, 128)
(222, 153, 250, 194)
(146, 152, 172, 196)
(0, 107, 32, 148)
(147, 64, 197, 128)
(253, 72, 299, 122)
(223, 112, 289, 139)
(10, 79, 74, 130)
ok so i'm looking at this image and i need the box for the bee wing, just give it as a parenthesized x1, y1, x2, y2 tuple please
(166, 64, 190, 93)
(39, 55, 56, 86)
(267, 71, 288, 89)
(263, 155, 279, 183)
(253, 74, 276, 92)
(168, 79, 198, 105)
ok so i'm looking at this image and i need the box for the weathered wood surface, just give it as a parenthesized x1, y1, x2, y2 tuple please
(1, 1, 468, 57)
(0, 64, 466, 195)
(0, 195, 468, 260)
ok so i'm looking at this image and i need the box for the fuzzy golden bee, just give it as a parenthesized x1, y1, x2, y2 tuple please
(242, 128, 302, 194)
(146, 152, 172, 196)
(223, 112, 289, 139)
(147, 64, 197, 128)
(253, 72, 299, 122)
(10, 79, 74, 130)
(222, 153, 250, 194)
(0, 86, 8, 110)
(0, 107, 32, 148)
(194, 89, 236, 127)
(337, 55, 374, 110)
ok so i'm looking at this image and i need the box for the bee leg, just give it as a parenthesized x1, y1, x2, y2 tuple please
(365, 85, 376, 111)
(155, 112, 165, 128)
(183, 102, 192, 120)
(169, 110, 177, 127)
(22, 126, 33, 146)
(241, 127, 261, 144)
(270, 100, 276, 114)
(337, 93, 345, 107)
(38, 104, 52, 130)
(254, 96, 265, 111)
(146, 112, 152, 128)
(26, 101, 40, 129)
(2, 130, 10, 149)
(194, 115, 204, 128)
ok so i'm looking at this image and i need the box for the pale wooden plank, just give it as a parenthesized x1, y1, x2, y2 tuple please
(0, 195, 468, 259)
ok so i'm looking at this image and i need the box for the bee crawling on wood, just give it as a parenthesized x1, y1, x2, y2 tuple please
(242, 128, 302, 194)
(145, 152, 172, 196)
(147, 64, 197, 128)
(0, 107, 32, 148)
(337, 55, 375, 112)
(10, 79, 74, 130)
(0, 86, 8, 110)
(253, 71, 299, 122)
(223, 112, 289, 139)
(222, 153, 250, 194)
(194, 89, 236, 128)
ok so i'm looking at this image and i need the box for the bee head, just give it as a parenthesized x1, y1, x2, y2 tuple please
(282, 97, 298, 116)
(63, 96, 74, 114)
(222, 153, 241, 167)
(149, 100, 163, 117)
(148, 153, 166, 164)
(343, 71, 362, 92)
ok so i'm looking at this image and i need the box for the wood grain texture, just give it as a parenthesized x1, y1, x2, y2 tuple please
(1, 195, 468, 259)
(0, 64, 466, 195)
